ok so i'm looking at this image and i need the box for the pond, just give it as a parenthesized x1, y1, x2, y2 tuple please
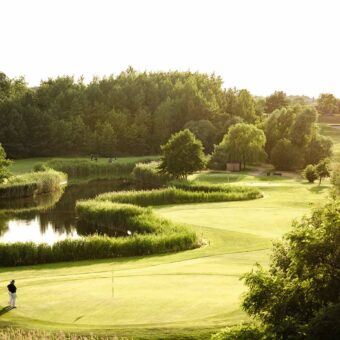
(0, 179, 132, 244)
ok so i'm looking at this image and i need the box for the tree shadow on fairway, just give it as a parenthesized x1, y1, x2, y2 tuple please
(0, 306, 13, 316)
(308, 185, 329, 194)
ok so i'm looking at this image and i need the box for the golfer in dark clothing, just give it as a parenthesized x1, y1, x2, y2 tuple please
(7, 280, 17, 308)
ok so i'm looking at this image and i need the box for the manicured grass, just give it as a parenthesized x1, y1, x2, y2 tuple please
(0, 171, 330, 339)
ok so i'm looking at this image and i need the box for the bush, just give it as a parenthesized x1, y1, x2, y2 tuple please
(0, 170, 66, 199)
(132, 161, 169, 189)
(303, 164, 318, 183)
(211, 323, 266, 340)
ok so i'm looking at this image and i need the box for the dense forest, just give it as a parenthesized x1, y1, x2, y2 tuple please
(0, 69, 337, 167)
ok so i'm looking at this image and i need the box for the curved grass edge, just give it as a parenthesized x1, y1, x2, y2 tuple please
(0, 183, 261, 266)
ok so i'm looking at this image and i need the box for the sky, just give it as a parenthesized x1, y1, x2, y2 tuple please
(1, 0, 340, 97)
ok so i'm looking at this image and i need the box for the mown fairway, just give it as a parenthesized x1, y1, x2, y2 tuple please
(0, 171, 330, 339)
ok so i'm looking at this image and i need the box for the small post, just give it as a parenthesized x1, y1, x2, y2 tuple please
(112, 270, 114, 299)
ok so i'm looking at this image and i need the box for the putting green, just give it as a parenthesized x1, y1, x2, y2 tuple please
(0, 173, 330, 339)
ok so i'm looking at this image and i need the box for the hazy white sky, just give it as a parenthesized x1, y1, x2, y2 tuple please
(1, 0, 339, 96)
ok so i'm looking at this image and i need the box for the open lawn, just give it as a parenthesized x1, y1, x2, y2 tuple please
(0, 170, 331, 339)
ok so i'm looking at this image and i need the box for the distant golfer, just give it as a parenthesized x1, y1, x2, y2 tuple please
(7, 280, 17, 308)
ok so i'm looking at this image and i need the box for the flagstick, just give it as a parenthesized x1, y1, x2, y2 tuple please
(112, 270, 114, 299)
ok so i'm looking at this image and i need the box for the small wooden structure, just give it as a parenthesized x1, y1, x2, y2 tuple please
(226, 162, 242, 172)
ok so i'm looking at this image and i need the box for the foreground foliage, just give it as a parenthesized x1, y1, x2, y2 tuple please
(240, 201, 340, 339)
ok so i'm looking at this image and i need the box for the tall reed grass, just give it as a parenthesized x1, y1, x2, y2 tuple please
(0, 170, 66, 199)
(45, 159, 156, 178)
(97, 186, 261, 207)
(132, 161, 169, 189)
(0, 327, 125, 340)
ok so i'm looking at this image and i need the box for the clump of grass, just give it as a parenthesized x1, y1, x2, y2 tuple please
(132, 161, 169, 189)
(0, 327, 126, 339)
(96, 186, 261, 207)
(0, 170, 66, 199)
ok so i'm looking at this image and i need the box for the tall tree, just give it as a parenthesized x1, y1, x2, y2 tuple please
(264, 91, 288, 113)
(211, 123, 266, 169)
(317, 93, 339, 115)
(236, 89, 257, 123)
(159, 129, 205, 178)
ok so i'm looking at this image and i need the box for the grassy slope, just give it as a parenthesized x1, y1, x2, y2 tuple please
(319, 123, 340, 162)
(0, 171, 330, 339)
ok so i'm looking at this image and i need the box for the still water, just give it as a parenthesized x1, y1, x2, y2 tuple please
(0, 179, 131, 244)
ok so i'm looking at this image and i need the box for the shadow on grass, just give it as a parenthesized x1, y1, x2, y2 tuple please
(0, 306, 13, 316)
(308, 185, 329, 194)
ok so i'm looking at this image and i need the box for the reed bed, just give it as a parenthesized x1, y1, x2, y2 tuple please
(96, 186, 261, 207)
(0, 170, 66, 199)
(0, 231, 198, 266)
(132, 161, 169, 188)
(0, 327, 125, 340)
(46, 159, 155, 178)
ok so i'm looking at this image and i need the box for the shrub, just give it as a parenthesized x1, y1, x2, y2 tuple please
(211, 323, 266, 340)
(132, 161, 169, 189)
(303, 164, 318, 183)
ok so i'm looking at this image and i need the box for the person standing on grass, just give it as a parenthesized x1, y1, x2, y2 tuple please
(7, 280, 17, 308)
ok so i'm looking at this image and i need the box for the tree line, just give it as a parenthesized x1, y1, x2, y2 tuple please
(0, 70, 336, 170)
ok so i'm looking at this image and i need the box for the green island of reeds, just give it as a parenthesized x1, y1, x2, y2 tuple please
(0, 183, 261, 266)
(43, 157, 159, 179)
(0, 169, 67, 199)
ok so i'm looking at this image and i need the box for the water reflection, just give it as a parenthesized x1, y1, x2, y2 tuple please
(0, 179, 131, 244)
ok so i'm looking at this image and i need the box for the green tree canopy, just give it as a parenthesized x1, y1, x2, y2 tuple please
(184, 119, 218, 153)
(264, 91, 289, 113)
(316, 93, 339, 115)
(210, 123, 266, 170)
(159, 129, 206, 178)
